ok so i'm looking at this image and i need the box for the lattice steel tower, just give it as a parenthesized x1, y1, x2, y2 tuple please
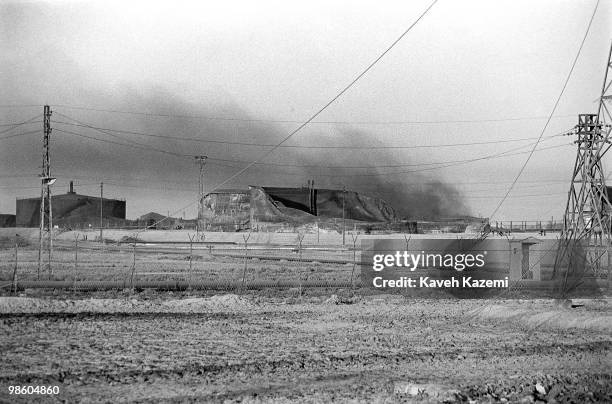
(561, 113, 612, 244)
(554, 43, 612, 286)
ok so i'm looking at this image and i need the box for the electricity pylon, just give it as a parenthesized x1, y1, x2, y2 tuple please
(38, 105, 55, 279)
(554, 43, 612, 292)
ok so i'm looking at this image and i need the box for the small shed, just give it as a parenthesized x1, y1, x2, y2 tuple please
(509, 236, 542, 281)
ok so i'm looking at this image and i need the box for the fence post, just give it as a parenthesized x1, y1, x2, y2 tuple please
(73, 234, 79, 293)
(401, 234, 413, 296)
(297, 232, 305, 295)
(349, 233, 359, 290)
(298, 233, 304, 264)
(130, 238, 137, 291)
(240, 232, 251, 294)
(12, 241, 18, 295)
(403, 234, 412, 251)
(506, 234, 513, 285)
(188, 233, 196, 290)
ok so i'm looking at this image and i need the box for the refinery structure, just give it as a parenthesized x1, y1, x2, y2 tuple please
(15, 181, 126, 228)
(198, 185, 405, 232)
(6, 181, 419, 232)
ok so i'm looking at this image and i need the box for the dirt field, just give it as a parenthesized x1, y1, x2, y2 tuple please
(0, 293, 610, 403)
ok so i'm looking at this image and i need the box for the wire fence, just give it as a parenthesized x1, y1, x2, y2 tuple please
(0, 234, 360, 293)
(1, 232, 610, 294)
(493, 220, 563, 232)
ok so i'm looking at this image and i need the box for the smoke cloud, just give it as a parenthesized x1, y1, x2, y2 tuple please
(0, 1, 469, 219)
(50, 89, 470, 219)
(1, 79, 470, 218)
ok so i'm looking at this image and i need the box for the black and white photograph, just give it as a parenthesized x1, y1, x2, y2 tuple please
(1, 0, 611, 402)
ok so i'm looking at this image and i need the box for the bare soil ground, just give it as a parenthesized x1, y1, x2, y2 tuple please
(0, 293, 610, 403)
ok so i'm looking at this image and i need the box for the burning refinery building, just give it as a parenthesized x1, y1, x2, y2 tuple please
(198, 185, 415, 232)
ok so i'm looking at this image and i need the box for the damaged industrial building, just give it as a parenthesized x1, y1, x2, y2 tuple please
(199, 185, 416, 232)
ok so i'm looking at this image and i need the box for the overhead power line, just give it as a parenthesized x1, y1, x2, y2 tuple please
(52, 117, 568, 150)
(0, 121, 39, 127)
(72, 140, 568, 178)
(488, 0, 600, 219)
(54, 112, 189, 153)
(52, 128, 237, 170)
(290, 143, 571, 177)
(53, 124, 568, 171)
(0, 129, 40, 141)
(54, 128, 190, 158)
(464, 192, 567, 199)
(0, 114, 40, 136)
(361, 181, 568, 194)
(53, 104, 576, 125)
(205, 137, 565, 169)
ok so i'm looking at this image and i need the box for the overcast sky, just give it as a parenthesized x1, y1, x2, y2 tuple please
(1, 0, 610, 221)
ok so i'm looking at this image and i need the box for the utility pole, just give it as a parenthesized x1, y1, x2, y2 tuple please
(38, 105, 54, 279)
(194, 156, 207, 232)
(100, 182, 103, 243)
